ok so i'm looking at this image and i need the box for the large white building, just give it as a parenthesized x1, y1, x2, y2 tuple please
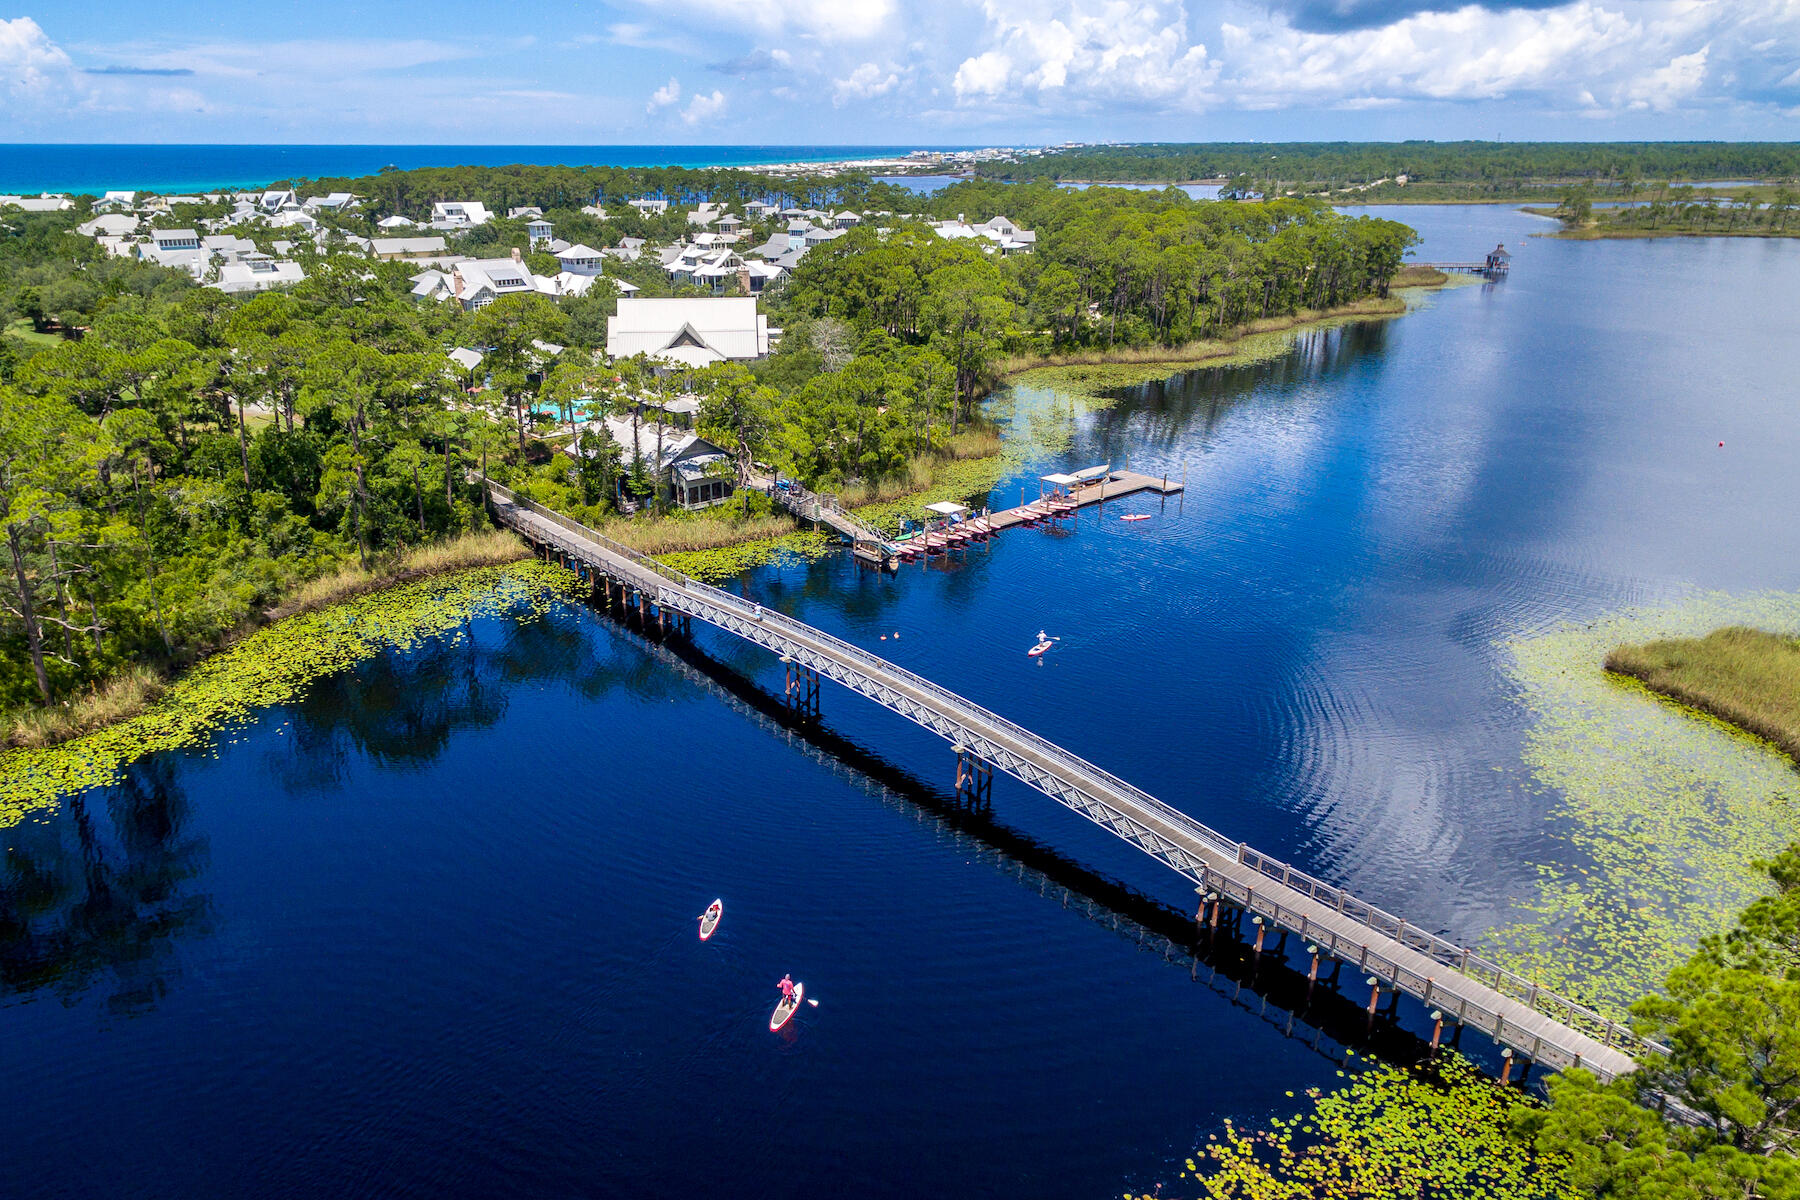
(605, 297, 773, 368)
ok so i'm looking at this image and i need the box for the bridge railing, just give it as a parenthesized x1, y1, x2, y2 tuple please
(1233, 846, 1665, 1059)
(486, 478, 694, 590)
(484, 477, 1665, 1069)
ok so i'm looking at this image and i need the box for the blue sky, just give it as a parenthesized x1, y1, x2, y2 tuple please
(3, 0, 1797, 143)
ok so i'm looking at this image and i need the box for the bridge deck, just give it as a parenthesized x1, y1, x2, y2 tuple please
(486, 480, 1649, 1083)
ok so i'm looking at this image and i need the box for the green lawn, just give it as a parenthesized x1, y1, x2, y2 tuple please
(1606, 626, 1800, 763)
(5, 318, 66, 347)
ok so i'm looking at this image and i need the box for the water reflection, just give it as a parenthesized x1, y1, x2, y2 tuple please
(0, 758, 210, 1012)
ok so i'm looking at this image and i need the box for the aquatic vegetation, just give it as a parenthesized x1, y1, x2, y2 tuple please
(1605, 626, 1800, 764)
(659, 530, 837, 584)
(1178, 1053, 1576, 1200)
(0, 561, 577, 833)
(1179, 593, 1800, 1198)
(1482, 591, 1800, 1017)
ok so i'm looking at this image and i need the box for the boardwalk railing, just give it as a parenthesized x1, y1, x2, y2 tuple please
(769, 480, 899, 554)
(484, 478, 1665, 1080)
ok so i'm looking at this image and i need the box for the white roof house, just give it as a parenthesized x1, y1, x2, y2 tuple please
(579, 204, 608, 219)
(303, 192, 359, 213)
(555, 243, 605, 275)
(0, 194, 73, 212)
(77, 213, 139, 239)
(930, 214, 1036, 255)
(209, 257, 306, 294)
(627, 198, 670, 217)
(370, 235, 449, 259)
(431, 201, 493, 227)
(259, 189, 300, 213)
(95, 191, 137, 212)
(377, 214, 418, 229)
(606, 297, 772, 367)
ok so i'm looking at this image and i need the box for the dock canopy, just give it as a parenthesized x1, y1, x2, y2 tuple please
(1070, 464, 1112, 484)
(924, 501, 969, 516)
(1040, 472, 1079, 487)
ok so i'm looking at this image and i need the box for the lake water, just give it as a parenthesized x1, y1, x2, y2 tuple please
(6, 208, 1800, 1198)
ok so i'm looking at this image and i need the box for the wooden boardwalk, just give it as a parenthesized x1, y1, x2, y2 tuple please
(484, 478, 1654, 1083)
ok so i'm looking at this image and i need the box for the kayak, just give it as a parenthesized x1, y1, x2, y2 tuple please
(698, 899, 722, 941)
(771, 982, 805, 1032)
(1120, 514, 1151, 522)
(1027, 640, 1055, 657)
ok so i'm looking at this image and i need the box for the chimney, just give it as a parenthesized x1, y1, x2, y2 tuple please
(511, 246, 523, 263)
(452, 267, 463, 299)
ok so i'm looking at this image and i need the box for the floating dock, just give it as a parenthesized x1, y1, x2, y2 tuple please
(986, 469, 1183, 532)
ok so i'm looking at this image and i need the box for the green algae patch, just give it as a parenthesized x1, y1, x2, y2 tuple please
(0, 561, 578, 831)
(659, 529, 837, 584)
(1481, 591, 1800, 1019)
(1185, 1054, 1575, 1200)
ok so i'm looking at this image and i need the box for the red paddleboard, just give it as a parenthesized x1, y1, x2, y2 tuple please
(1027, 640, 1054, 657)
(698, 899, 722, 941)
(771, 982, 804, 1031)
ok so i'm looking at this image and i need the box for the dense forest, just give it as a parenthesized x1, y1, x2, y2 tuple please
(0, 170, 1409, 721)
(982, 142, 1800, 192)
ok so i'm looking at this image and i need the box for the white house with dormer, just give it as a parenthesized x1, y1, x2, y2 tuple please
(606, 296, 772, 367)
(431, 201, 493, 227)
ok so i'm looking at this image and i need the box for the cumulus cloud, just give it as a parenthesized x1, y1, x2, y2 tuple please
(833, 62, 899, 104)
(646, 75, 682, 113)
(683, 88, 727, 123)
(1212, 1, 1754, 114)
(952, 1, 1216, 108)
(954, 50, 1013, 98)
(0, 16, 76, 102)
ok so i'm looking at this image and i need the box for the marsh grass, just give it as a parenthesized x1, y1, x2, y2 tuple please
(596, 510, 799, 555)
(3, 666, 168, 750)
(995, 297, 1407, 378)
(1606, 626, 1800, 764)
(267, 530, 530, 620)
(1393, 264, 1451, 288)
(4, 530, 531, 751)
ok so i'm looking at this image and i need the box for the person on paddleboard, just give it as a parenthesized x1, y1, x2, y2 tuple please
(778, 974, 796, 1003)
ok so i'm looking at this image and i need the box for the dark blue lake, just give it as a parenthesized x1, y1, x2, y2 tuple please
(6, 208, 1800, 1198)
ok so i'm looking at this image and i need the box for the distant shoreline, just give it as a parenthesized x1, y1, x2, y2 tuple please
(0, 143, 981, 196)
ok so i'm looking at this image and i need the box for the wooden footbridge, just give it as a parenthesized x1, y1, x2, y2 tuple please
(485, 477, 1659, 1083)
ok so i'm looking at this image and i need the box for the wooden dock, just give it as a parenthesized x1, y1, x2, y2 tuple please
(986, 469, 1183, 532)
(483, 477, 1658, 1085)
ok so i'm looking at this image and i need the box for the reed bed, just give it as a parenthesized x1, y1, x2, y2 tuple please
(1606, 626, 1800, 764)
(268, 530, 529, 620)
(4, 666, 168, 750)
(595, 511, 799, 555)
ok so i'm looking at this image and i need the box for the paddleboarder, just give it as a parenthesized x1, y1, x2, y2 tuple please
(778, 974, 796, 1004)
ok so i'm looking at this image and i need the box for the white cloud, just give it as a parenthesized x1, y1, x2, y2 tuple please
(683, 88, 727, 123)
(953, 1, 1216, 108)
(1211, 1, 1788, 116)
(0, 17, 77, 103)
(954, 50, 1013, 98)
(607, 22, 697, 54)
(625, 0, 895, 41)
(833, 62, 899, 104)
(647, 76, 682, 113)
